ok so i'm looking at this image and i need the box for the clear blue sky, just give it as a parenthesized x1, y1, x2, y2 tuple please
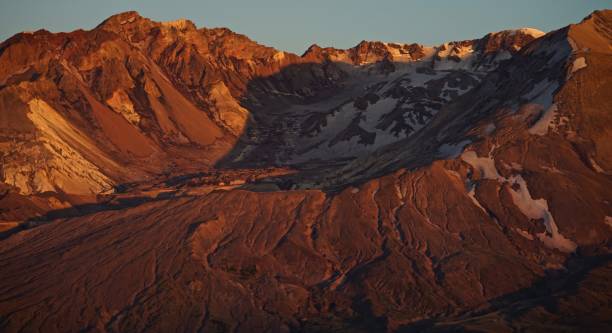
(0, 0, 609, 54)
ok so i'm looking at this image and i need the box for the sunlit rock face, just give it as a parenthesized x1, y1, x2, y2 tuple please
(0, 9, 611, 333)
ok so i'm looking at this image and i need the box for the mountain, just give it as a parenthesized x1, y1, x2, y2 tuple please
(0, 9, 611, 333)
(0, 11, 547, 198)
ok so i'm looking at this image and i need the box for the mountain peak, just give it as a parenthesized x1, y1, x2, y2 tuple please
(301, 43, 323, 57)
(567, 9, 612, 53)
(582, 9, 612, 23)
(97, 10, 145, 28)
(476, 27, 545, 54)
(513, 27, 545, 38)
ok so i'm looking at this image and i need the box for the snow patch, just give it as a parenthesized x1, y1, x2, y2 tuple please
(482, 123, 496, 135)
(461, 150, 502, 180)
(461, 150, 576, 252)
(515, 28, 545, 38)
(507, 175, 576, 253)
(493, 50, 512, 62)
(438, 140, 471, 159)
(383, 42, 413, 63)
(515, 228, 535, 240)
(571, 57, 587, 73)
(466, 180, 487, 214)
(233, 144, 255, 162)
(434, 43, 477, 71)
(529, 104, 557, 136)
(589, 158, 605, 173)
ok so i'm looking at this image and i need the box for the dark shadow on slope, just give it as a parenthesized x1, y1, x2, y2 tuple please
(211, 60, 465, 191)
(0, 189, 188, 241)
(210, 27, 574, 192)
(396, 253, 612, 332)
(213, 60, 350, 169)
(213, 45, 559, 190)
(281, 244, 610, 332)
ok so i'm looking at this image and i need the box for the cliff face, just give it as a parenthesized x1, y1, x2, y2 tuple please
(0, 9, 611, 333)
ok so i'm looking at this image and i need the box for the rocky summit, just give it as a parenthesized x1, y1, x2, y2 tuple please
(0, 9, 611, 333)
